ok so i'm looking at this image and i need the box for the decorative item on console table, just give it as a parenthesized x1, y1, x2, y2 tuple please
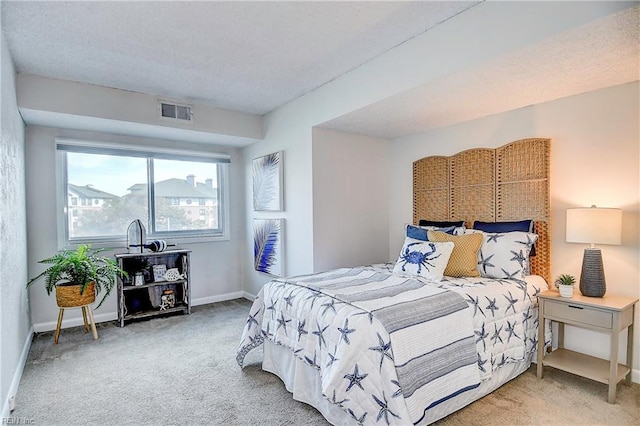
(127, 219, 147, 253)
(152, 264, 167, 282)
(555, 274, 576, 298)
(160, 289, 176, 310)
(26, 244, 127, 344)
(125, 256, 149, 286)
(566, 206, 622, 297)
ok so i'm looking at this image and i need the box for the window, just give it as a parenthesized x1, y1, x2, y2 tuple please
(199, 198, 205, 206)
(57, 141, 230, 243)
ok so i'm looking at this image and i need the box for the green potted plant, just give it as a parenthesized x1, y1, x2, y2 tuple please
(555, 274, 576, 298)
(27, 244, 127, 308)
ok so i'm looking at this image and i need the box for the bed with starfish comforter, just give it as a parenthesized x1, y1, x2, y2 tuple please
(237, 263, 549, 425)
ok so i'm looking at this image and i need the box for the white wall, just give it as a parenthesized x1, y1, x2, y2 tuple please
(25, 126, 246, 330)
(241, 93, 393, 298)
(388, 82, 640, 380)
(239, 1, 632, 298)
(0, 32, 30, 417)
(242, 106, 315, 297)
(312, 127, 390, 271)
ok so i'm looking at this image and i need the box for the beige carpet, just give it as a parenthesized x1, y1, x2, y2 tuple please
(12, 299, 639, 425)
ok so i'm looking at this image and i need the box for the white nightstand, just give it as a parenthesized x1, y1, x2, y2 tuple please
(536, 290, 637, 403)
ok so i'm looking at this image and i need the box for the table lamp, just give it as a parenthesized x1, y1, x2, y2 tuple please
(566, 206, 622, 297)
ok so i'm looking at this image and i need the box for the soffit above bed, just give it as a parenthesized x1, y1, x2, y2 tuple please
(320, 5, 639, 140)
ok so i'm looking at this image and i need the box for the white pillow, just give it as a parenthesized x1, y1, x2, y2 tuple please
(393, 238, 455, 281)
(469, 230, 538, 280)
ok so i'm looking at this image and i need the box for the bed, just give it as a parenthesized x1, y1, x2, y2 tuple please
(238, 138, 552, 425)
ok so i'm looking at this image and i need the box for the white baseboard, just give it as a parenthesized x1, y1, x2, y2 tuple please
(33, 309, 117, 333)
(1, 326, 34, 419)
(32, 292, 252, 332)
(191, 291, 245, 306)
(242, 291, 256, 301)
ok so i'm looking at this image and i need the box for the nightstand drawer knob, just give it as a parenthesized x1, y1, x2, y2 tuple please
(568, 305, 584, 310)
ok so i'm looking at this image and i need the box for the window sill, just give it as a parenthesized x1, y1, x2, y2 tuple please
(63, 233, 230, 251)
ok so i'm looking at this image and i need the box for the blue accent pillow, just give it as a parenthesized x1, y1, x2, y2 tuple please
(473, 220, 536, 256)
(406, 224, 428, 241)
(419, 220, 465, 227)
(406, 224, 455, 241)
(472, 220, 533, 233)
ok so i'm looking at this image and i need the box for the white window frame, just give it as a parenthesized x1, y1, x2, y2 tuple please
(55, 138, 231, 249)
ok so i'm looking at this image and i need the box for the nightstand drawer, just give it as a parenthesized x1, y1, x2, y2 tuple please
(545, 300, 612, 329)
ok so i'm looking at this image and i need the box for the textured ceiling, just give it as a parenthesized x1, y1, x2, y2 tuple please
(1, 1, 478, 115)
(2, 2, 638, 143)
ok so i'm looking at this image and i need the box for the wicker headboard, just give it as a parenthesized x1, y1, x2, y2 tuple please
(413, 138, 551, 283)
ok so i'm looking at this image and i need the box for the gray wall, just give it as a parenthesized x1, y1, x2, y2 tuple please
(0, 33, 30, 416)
(25, 126, 246, 331)
(312, 127, 390, 271)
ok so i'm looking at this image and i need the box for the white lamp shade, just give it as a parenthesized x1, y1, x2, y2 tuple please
(566, 207, 622, 245)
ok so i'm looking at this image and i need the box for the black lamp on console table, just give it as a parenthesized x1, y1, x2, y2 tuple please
(566, 205, 622, 297)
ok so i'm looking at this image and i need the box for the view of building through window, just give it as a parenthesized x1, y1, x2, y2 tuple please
(66, 152, 221, 240)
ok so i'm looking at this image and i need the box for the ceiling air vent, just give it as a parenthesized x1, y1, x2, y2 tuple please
(160, 101, 192, 122)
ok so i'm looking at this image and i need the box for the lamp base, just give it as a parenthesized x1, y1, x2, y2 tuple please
(579, 248, 606, 297)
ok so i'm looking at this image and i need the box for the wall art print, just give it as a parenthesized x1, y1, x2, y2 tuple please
(253, 218, 284, 276)
(253, 151, 283, 211)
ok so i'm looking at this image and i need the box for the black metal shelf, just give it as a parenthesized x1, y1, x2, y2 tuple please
(122, 279, 187, 291)
(115, 250, 191, 327)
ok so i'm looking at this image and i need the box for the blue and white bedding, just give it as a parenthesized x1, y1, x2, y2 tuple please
(237, 264, 549, 425)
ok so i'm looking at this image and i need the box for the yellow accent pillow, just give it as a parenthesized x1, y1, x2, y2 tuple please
(427, 230, 483, 277)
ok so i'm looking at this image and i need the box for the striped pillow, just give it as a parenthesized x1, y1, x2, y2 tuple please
(427, 230, 483, 277)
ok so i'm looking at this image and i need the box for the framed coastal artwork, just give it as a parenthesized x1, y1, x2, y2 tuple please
(253, 151, 283, 211)
(253, 218, 284, 276)
(152, 264, 167, 282)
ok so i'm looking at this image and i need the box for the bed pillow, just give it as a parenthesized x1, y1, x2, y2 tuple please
(420, 224, 466, 236)
(419, 219, 465, 228)
(405, 224, 455, 241)
(472, 219, 533, 233)
(393, 238, 455, 281)
(473, 219, 536, 256)
(471, 230, 539, 280)
(427, 230, 483, 277)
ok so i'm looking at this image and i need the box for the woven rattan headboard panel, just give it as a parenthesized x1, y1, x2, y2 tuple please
(413, 138, 551, 283)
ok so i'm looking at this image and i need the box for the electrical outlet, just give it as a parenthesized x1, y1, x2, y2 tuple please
(9, 396, 16, 411)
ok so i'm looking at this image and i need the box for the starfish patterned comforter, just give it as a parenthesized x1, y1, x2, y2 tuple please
(237, 264, 548, 425)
